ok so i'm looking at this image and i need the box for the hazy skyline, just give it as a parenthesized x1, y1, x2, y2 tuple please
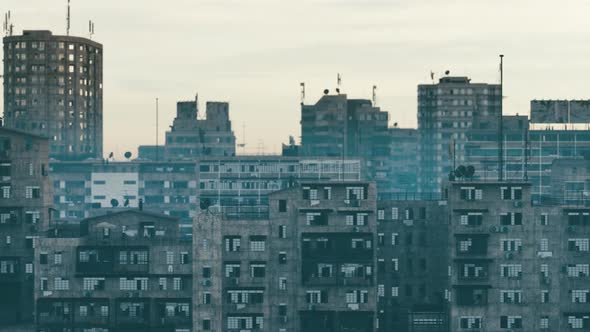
(3, 0, 590, 157)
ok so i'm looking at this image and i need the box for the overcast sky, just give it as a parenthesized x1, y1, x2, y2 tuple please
(3, 0, 590, 157)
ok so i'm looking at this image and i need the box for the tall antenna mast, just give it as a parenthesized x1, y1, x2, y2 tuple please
(4, 11, 13, 37)
(67, 0, 71, 36)
(155, 97, 159, 161)
(337, 73, 342, 88)
(372, 85, 377, 105)
(89, 20, 95, 39)
(237, 123, 246, 154)
(300, 82, 305, 104)
(498, 54, 504, 181)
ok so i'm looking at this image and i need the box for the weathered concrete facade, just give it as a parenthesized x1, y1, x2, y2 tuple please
(3, 30, 103, 160)
(0, 128, 52, 327)
(192, 181, 378, 332)
(35, 210, 192, 332)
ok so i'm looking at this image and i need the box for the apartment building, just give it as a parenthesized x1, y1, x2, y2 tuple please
(34, 210, 192, 332)
(3, 30, 103, 160)
(376, 199, 449, 332)
(193, 181, 377, 332)
(0, 128, 52, 327)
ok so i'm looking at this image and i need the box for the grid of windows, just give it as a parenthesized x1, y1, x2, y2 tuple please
(500, 264, 522, 278)
(568, 264, 590, 277)
(119, 277, 148, 291)
(500, 290, 522, 304)
(501, 239, 522, 251)
(569, 239, 590, 252)
(459, 316, 482, 329)
(572, 290, 589, 303)
(83, 278, 105, 290)
(54, 277, 70, 290)
(250, 237, 266, 251)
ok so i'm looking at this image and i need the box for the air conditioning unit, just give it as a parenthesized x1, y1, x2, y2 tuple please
(504, 252, 513, 260)
(501, 226, 509, 233)
(201, 279, 212, 287)
(513, 201, 522, 208)
(489, 226, 499, 233)
(308, 304, 316, 311)
(281, 316, 288, 324)
(83, 291, 92, 297)
(353, 227, 360, 232)
(568, 226, 576, 233)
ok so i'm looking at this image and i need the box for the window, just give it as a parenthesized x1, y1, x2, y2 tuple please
(54, 277, 70, 290)
(250, 263, 266, 278)
(501, 187, 522, 200)
(539, 213, 548, 226)
(378, 284, 384, 297)
(83, 278, 105, 291)
(460, 316, 482, 329)
(460, 187, 482, 201)
(166, 251, 174, 265)
(500, 290, 523, 304)
(250, 236, 266, 251)
(567, 264, 590, 277)
(500, 212, 523, 226)
(119, 277, 148, 291)
(279, 277, 287, 290)
(391, 208, 399, 220)
(501, 239, 522, 252)
(500, 316, 522, 329)
(25, 186, 41, 199)
(460, 212, 483, 226)
(202, 266, 212, 278)
(500, 264, 522, 278)
(345, 290, 368, 303)
(225, 263, 240, 277)
(541, 290, 549, 303)
(40, 252, 48, 265)
(278, 225, 287, 239)
(391, 286, 399, 297)
(180, 252, 189, 264)
(306, 290, 327, 303)
(224, 236, 241, 252)
(41, 278, 48, 291)
(278, 252, 287, 264)
(569, 239, 590, 252)
(203, 292, 211, 304)
(278, 199, 287, 212)
(159, 278, 167, 290)
(377, 209, 384, 220)
(53, 252, 62, 265)
(572, 290, 589, 303)
(306, 212, 327, 226)
(173, 277, 183, 290)
(540, 316, 549, 329)
(203, 318, 211, 330)
(540, 239, 549, 252)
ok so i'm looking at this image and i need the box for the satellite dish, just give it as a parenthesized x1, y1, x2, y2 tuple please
(465, 165, 475, 178)
(110, 199, 119, 207)
(200, 198, 211, 210)
(124, 198, 130, 207)
(445, 70, 450, 75)
(124, 151, 132, 159)
(394, 122, 398, 127)
(323, 89, 329, 95)
(455, 165, 466, 178)
(336, 88, 340, 94)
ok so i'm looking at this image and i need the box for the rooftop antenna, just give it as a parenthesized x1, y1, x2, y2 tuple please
(237, 123, 246, 153)
(498, 54, 504, 181)
(88, 20, 95, 39)
(300, 82, 305, 104)
(372, 85, 377, 106)
(155, 97, 159, 161)
(430, 70, 435, 84)
(3, 11, 13, 37)
(66, 0, 71, 36)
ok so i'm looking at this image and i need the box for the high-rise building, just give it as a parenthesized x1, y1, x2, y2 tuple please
(162, 99, 236, 160)
(301, 93, 392, 194)
(0, 128, 52, 327)
(387, 128, 419, 194)
(3, 30, 103, 161)
(418, 76, 502, 193)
